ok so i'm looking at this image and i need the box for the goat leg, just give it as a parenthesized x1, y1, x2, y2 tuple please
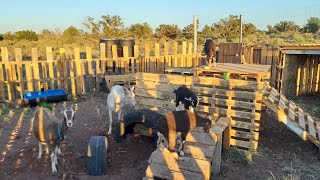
(54, 146, 59, 165)
(37, 142, 43, 159)
(108, 108, 113, 135)
(57, 145, 62, 155)
(117, 109, 122, 122)
(50, 149, 57, 173)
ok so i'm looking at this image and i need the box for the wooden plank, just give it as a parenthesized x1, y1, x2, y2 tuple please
(55, 55, 62, 89)
(296, 64, 301, 96)
(186, 131, 217, 145)
(183, 142, 215, 159)
(1, 47, 14, 101)
(210, 117, 231, 135)
(0, 48, 4, 100)
(230, 139, 258, 150)
(59, 48, 68, 92)
(146, 162, 206, 180)
(111, 44, 117, 73)
(69, 60, 76, 97)
(266, 47, 273, 65)
(298, 108, 306, 130)
(144, 44, 150, 72)
(148, 149, 211, 179)
(31, 48, 40, 92)
(173, 41, 178, 67)
(278, 94, 288, 112)
(15, 48, 24, 98)
(123, 46, 129, 74)
(100, 43, 106, 75)
(307, 115, 316, 139)
(25, 63, 33, 92)
(307, 56, 314, 93)
(261, 47, 267, 64)
(138, 73, 186, 85)
(211, 134, 221, 175)
(288, 101, 297, 122)
(134, 45, 140, 72)
(86, 47, 93, 92)
(74, 47, 82, 94)
(316, 56, 320, 92)
(230, 129, 259, 141)
(231, 120, 260, 131)
(46, 47, 55, 89)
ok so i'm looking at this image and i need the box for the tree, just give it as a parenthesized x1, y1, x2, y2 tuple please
(0, 34, 3, 41)
(303, 17, 320, 33)
(201, 25, 215, 39)
(212, 15, 241, 41)
(270, 21, 300, 33)
(62, 26, 81, 43)
(15, 30, 38, 41)
(155, 24, 181, 39)
(3, 32, 16, 41)
(99, 15, 125, 38)
(182, 24, 194, 39)
(83, 16, 101, 40)
(128, 23, 153, 39)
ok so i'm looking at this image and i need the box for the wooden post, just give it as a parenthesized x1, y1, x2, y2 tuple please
(69, 59, 76, 98)
(74, 47, 82, 95)
(182, 41, 187, 67)
(155, 43, 160, 73)
(239, 15, 242, 43)
(173, 41, 178, 67)
(134, 45, 140, 72)
(32, 48, 40, 92)
(59, 48, 68, 92)
(123, 46, 129, 74)
(164, 42, 170, 68)
(46, 47, 55, 90)
(100, 43, 106, 75)
(0, 48, 4, 100)
(145, 44, 150, 72)
(25, 63, 33, 92)
(15, 48, 25, 98)
(112, 44, 118, 74)
(188, 43, 193, 67)
(87, 47, 94, 92)
(193, 15, 197, 54)
(1, 47, 14, 101)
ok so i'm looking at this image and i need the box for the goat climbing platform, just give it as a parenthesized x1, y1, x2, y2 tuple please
(262, 84, 320, 148)
(143, 117, 231, 180)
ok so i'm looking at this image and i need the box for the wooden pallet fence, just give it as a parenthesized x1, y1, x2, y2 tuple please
(262, 84, 320, 148)
(135, 73, 264, 151)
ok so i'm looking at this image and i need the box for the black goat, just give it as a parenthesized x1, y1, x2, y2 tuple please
(174, 86, 200, 112)
(204, 39, 217, 65)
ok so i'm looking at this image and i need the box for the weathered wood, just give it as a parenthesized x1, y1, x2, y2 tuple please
(46, 47, 55, 90)
(186, 131, 217, 145)
(146, 162, 206, 180)
(15, 48, 25, 98)
(74, 47, 82, 94)
(59, 48, 69, 92)
(25, 63, 33, 92)
(183, 142, 215, 159)
(148, 149, 211, 180)
(1, 47, 14, 100)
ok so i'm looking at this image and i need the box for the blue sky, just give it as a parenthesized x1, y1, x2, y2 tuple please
(1, 0, 320, 33)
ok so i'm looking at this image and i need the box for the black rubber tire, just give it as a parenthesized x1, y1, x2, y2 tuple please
(87, 136, 108, 176)
(114, 109, 163, 143)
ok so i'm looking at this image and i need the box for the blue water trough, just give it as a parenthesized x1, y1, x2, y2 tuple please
(24, 89, 68, 106)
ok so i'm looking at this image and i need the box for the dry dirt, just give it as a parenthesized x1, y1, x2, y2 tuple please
(0, 93, 319, 180)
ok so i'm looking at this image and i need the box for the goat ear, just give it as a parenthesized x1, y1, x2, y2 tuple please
(130, 86, 135, 92)
(123, 86, 130, 93)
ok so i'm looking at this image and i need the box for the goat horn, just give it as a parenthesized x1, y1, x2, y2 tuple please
(184, 97, 192, 101)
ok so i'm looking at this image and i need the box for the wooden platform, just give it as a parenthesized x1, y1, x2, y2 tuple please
(144, 117, 231, 180)
(193, 63, 271, 81)
(164, 67, 193, 76)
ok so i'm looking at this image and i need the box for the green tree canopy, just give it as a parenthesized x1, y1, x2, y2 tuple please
(201, 25, 215, 39)
(269, 21, 300, 33)
(303, 17, 320, 33)
(15, 30, 38, 41)
(82, 16, 101, 39)
(62, 26, 81, 43)
(99, 15, 125, 38)
(155, 24, 181, 39)
(129, 23, 153, 39)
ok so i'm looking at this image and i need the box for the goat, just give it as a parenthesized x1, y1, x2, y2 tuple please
(33, 104, 77, 173)
(204, 39, 217, 66)
(107, 85, 136, 135)
(173, 86, 201, 112)
(153, 110, 212, 153)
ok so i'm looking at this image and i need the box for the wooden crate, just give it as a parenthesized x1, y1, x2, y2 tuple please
(135, 73, 264, 151)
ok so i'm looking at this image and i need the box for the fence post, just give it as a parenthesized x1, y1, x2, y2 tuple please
(100, 43, 106, 75)
(59, 48, 68, 92)
(154, 43, 160, 73)
(74, 47, 82, 95)
(1, 47, 14, 101)
(188, 42, 193, 67)
(173, 41, 178, 67)
(86, 47, 94, 92)
(46, 47, 55, 90)
(15, 48, 25, 98)
(0, 48, 5, 100)
(164, 42, 169, 68)
(69, 52, 76, 98)
(145, 44, 150, 72)
(134, 45, 140, 72)
(32, 48, 40, 92)
(123, 46, 129, 74)
(111, 44, 118, 74)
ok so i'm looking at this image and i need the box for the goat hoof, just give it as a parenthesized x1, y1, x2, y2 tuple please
(52, 167, 57, 174)
(37, 156, 41, 159)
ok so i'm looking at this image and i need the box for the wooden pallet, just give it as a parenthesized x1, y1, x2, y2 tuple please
(193, 63, 271, 81)
(262, 83, 320, 148)
(143, 117, 231, 180)
(164, 67, 194, 76)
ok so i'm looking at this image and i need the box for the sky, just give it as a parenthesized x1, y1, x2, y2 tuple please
(1, 0, 320, 34)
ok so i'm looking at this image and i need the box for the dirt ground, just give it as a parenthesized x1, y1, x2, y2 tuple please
(0, 93, 319, 180)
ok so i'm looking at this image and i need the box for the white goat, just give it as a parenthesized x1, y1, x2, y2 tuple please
(107, 85, 136, 135)
(33, 104, 77, 173)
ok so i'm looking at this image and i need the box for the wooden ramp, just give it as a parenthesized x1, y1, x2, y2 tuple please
(262, 84, 320, 148)
(143, 117, 231, 180)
